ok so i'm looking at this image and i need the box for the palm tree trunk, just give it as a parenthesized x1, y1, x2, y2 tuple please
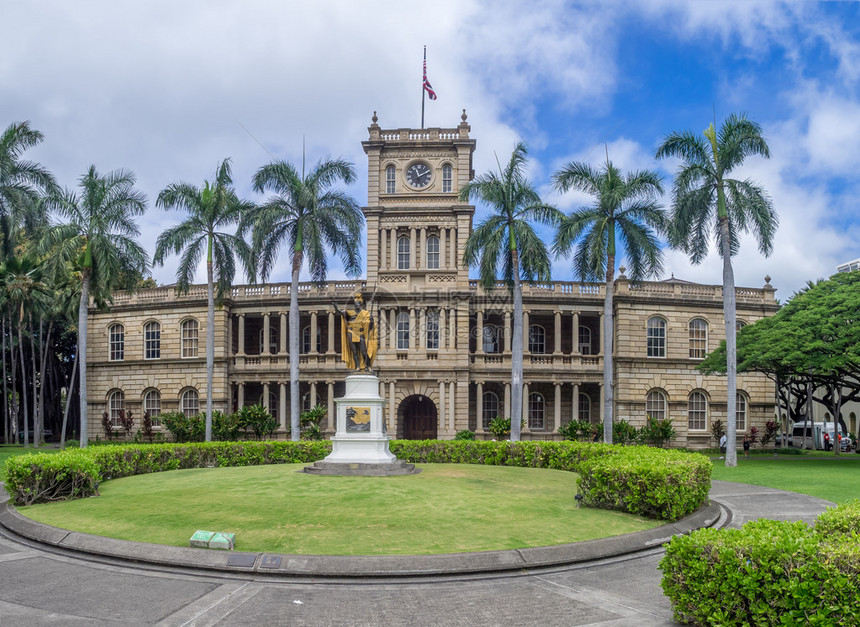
(78, 272, 90, 448)
(8, 315, 18, 445)
(511, 248, 523, 442)
(60, 350, 78, 447)
(38, 320, 52, 447)
(289, 250, 302, 441)
(18, 316, 28, 448)
(603, 257, 615, 444)
(205, 260, 214, 442)
(2, 316, 8, 445)
(29, 312, 39, 447)
(719, 215, 737, 467)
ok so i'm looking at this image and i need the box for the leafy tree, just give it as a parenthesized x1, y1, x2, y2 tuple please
(552, 159, 664, 443)
(46, 166, 148, 447)
(656, 113, 777, 467)
(155, 158, 253, 441)
(249, 157, 363, 441)
(700, 272, 860, 455)
(460, 142, 562, 441)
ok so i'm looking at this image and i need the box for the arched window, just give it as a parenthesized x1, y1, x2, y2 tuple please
(482, 391, 499, 429)
(483, 325, 500, 353)
(180, 389, 199, 417)
(426, 235, 440, 269)
(397, 236, 410, 269)
(689, 319, 708, 359)
(578, 325, 592, 355)
(528, 325, 545, 354)
(109, 323, 124, 361)
(426, 310, 439, 350)
(144, 321, 161, 359)
(578, 393, 591, 422)
(396, 312, 410, 350)
(528, 393, 545, 429)
(688, 391, 707, 431)
(301, 326, 322, 354)
(108, 390, 124, 426)
(385, 165, 396, 194)
(736, 392, 748, 432)
(259, 324, 279, 354)
(143, 389, 161, 427)
(736, 319, 747, 332)
(646, 390, 667, 421)
(647, 317, 666, 358)
(181, 319, 199, 358)
(442, 164, 453, 193)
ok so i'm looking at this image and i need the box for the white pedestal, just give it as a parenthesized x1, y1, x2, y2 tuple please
(323, 374, 396, 464)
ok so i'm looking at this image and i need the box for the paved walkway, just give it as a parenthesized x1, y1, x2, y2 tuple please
(0, 481, 834, 626)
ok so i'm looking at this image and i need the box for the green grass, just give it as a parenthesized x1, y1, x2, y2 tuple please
(0, 445, 62, 482)
(18, 463, 659, 555)
(711, 454, 860, 504)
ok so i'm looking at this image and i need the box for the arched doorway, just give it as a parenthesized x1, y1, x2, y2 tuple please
(401, 395, 437, 440)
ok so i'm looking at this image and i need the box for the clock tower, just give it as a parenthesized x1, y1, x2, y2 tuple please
(362, 110, 476, 288)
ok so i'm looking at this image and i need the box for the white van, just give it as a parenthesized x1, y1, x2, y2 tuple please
(789, 421, 851, 450)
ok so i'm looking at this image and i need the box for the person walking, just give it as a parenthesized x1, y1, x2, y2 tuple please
(719, 433, 727, 459)
(743, 435, 751, 458)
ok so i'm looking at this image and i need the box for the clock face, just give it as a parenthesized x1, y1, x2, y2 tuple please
(406, 163, 432, 188)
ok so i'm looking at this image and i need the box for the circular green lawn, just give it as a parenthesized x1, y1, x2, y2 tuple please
(18, 464, 659, 555)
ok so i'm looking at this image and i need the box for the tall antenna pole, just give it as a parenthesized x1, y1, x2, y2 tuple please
(421, 46, 427, 129)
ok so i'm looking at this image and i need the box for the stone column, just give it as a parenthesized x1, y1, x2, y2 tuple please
(237, 382, 245, 409)
(476, 381, 484, 434)
(504, 311, 512, 354)
(263, 313, 271, 355)
(419, 227, 426, 269)
(418, 308, 426, 350)
(523, 311, 530, 355)
(554, 382, 562, 433)
(504, 382, 511, 420)
(262, 382, 270, 411)
(390, 229, 398, 269)
(439, 381, 446, 433)
(326, 381, 334, 432)
(409, 227, 417, 269)
(237, 314, 245, 355)
(389, 308, 397, 349)
(449, 381, 456, 433)
(310, 311, 318, 354)
(439, 228, 447, 270)
(553, 310, 562, 355)
(327, 310, 336, 355)
(449, 228, 457, 268)
(572, 311, 580, 355)
(572, 383, 580, 422)
(280, 312, 288, 355)
(310, 381, 317, 408)
(476, 310, 484, 355)
(380, 228, 387, 270)
(279, 382, 287, 431)
(450, 307, 457, 349)
(409, 308, 417, 350)
(439, 308, 447, 350)
(388, 381, 396, 433)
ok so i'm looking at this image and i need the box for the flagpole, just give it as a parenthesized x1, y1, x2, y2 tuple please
(421, 46, 426, 129)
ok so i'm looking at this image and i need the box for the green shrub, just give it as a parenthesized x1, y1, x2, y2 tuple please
(558, 420, 599, 442)
(613, 419, 638, 445)
(815, 499, 860, 537)
(661, 510, 860, 626)
(487, 417, 511, 438)
(212, 410, 242, 442)
(236, 404, 278, 440)
(300, 405, 326, 441)
(710, 419, 725, 447)
(160, 411, 205, 443)
(454, 429, 476, 440)
(640, 416, 676, 447)
(577, 447, 711, 521)
(4, 450, 100, 505)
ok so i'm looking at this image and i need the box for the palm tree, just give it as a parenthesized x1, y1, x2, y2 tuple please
(155, 159, 253, 441)
(656, 113, 777, 467)
(250, 157, 363, 441)
(460, 142, 562, 441)
(0, 122, 57, 257)
(46, 166, 148, 447)
(553, 160, 665, 444)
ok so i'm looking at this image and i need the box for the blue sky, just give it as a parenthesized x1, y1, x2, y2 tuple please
(3, 0, 858, 298)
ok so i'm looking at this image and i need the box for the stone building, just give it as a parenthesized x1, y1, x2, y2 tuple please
(85, 113, 779, 447)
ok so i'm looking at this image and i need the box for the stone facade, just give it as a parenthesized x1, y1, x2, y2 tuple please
(85, 113, 779, 447)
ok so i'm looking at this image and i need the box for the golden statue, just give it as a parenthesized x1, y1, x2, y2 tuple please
(333, 292, 377, 372)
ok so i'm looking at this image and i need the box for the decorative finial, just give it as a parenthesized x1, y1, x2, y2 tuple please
(371, 111, 378, 124)
(461, 109, 467, 122)
(618, 265, 627, 278)
(764, 275, 772, 286)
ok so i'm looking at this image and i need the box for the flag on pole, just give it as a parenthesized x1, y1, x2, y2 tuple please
(423, 51, 437, 100)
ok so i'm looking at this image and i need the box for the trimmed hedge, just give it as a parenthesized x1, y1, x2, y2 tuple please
(4, 440, 710, 522)
(660, 502, 860, 625)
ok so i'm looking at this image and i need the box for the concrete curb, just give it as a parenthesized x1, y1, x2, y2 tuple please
(0, 497, 720, 578)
